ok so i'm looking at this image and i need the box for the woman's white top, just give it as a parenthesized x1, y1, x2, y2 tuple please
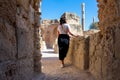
(58, 23, 71, 34)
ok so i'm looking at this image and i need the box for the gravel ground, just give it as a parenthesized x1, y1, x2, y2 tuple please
(32, 49, 95, 80)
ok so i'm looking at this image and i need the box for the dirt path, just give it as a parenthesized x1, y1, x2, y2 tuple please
(32, 49, 95, 80)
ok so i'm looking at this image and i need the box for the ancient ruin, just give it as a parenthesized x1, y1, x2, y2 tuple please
(61, 12, 83, 35)
(0, 0, 41, 80)
(41, 12, 82, 51)
(65, 0, 120, 80)
(41, 19, 59, 49)
(0, 0, 120, 80)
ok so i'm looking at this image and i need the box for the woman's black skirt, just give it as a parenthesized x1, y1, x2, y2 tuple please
(58, 34, 70, 60)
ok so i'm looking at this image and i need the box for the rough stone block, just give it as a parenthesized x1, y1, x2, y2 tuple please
(115, 26, 120, 59)
(17, 58, 34, 80)
(17, 0, 30, 11)
(0, 21, 17, 62)
(34, 12, 40, 27)
(67, 36, 89, 70)
(0, 61, 17, 80)
(29, 5, 35, 24)
(16, 16, 34, 59)
(75, 36, 89, 70)
(0, 0, 16, 24)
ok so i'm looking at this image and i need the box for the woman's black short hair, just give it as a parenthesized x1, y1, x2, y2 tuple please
(60, 17, 66, 25)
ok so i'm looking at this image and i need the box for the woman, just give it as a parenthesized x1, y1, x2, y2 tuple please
(57, 17, 77, 68)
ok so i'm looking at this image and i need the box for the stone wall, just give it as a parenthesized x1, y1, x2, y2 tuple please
(65, 36, 89, 70)
(61, 12, 83, 35)
(41, 12, 82, 50)
(41, 19, 59, 49)
(89, 26, 120, 80)
(66, 27, 120, 80)
(89, 0, 120, 80)
(61, 12, 80, 25)
(65, 0, 120, 80)
(0, 0, 41, 80)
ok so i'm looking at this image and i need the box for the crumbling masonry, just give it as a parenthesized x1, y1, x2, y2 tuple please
(0, 0, 41, 80)
(66, 0, 120, 80)
(0, 0, 120, 80)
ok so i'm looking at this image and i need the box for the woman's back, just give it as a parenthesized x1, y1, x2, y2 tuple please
(58, 23, 70, 34)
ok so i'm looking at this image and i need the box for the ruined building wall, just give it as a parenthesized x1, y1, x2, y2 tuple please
(89, 0, 120, 80)
(41, 19, 59, 49)
(41, 12, 82, 50)
(61, 12, 83, 35)
(65, 36, 89, 70)
(66, 0, 120, 80)
(0, 0, 41, 80)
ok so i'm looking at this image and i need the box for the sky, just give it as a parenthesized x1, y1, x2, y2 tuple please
(41, 0, 99, 30)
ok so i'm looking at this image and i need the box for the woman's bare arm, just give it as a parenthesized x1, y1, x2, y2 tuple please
(68, 29, 77, 37)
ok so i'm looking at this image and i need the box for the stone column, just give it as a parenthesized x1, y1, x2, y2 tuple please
(81, 3, 85, 31)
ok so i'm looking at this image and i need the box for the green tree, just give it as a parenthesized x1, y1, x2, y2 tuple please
(89, 22, 99, 29)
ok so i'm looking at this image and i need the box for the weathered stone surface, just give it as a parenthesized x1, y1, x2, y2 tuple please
(70, 24, 83, 35)
(53, 39, 58, 53)
(89, 32, 103, 80)
(41, 20, 59, 49)
(34, 11, 40, 27)
(17, 58, 34, 80)
(0, 61, 17, 80)
(29, 5, 35, 24)
(66, 24, 120, 80)
(16, 15, 34, 58)
(61, 12, 80, 25)
(84, 29, 100, 36)
(0, 0, 41, 80)
(0, 19, 17, 62)
(0, 0, 16, 25)
(17, 0, 30, 11)
(61, 12, 83, 35)
(73, 36, 89, 70)
(98, 0, 119, 34)
(114, 24, 120, 59)
(88, 0, 120, 80)
(89, 26, 120, 80)
(65, 36, 89, 70)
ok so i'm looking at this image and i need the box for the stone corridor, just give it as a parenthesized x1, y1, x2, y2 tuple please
(32, 49, 95, 80)
(1, 0, 120, 80)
